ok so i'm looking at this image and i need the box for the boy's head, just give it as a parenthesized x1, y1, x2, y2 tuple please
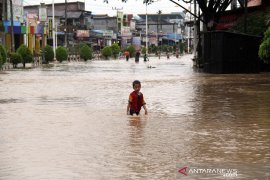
(132, 80, 141, 92)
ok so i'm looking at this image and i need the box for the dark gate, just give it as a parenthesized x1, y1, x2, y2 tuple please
(202, 31, 261, 73)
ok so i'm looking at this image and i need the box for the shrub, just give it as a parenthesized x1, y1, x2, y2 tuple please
(101, 46, 112, 59)
(141, 47, 147, 54)
(127, 45, 136, 57)
(111, 43, 120, 59)
(259, 26, 270, 63)
(0, 54, 3, 69)
(16, 44, 33, 68)
(0, 45, 7, 64)
(79, 45, 92, 61)
(149, 45, 158, 54)
(56, 46, 68, 62)
(10, 52, 22, 68)
(44, 45, 54, 63)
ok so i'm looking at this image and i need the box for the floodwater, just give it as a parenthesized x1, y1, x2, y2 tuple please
(0, 54, 270, 179)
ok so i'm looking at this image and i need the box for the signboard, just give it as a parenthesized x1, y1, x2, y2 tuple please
(103, 30, 113, 37)
(130, 21, 136, 31)
(132, 37, 141, 50)
(39, 3, 47, 22)
(76, 30, 90, 38)
(215, 15, 238, 30)
(248, 0, 261, 7)
(121, 26, 132, 37)
(27, 13, 38, 26)
(48, 19, 53, 38)
(8, 0, 23, 22)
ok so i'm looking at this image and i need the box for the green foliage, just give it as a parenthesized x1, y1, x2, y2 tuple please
(230, 6, 270, 36)
(79, 45, 92, 61)
(110, 43, 120, 59)
(0, 54, 3, 69)
(44, 45, 54, 63)
(141, 47, 146, 54)
(56, 46, 68, 62)
(149, 45, 158, 54)
(10, 52, 22, 67)
(16, 44, 33, 67)
(0, 45, 7, 63)
(161, 45, 172, 52)
(258, 26, 270, 63)
(179, 42, 186, 54)
(127, 45, 136, 57)
(101, 46, 112, 59)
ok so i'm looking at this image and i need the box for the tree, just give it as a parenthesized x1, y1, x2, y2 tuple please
(141, 47, 146, 55)
(0, 54, 3, 70)
(56, 46, 68, 62)
(111, 43, 121, 59)
(101, 46, 112, 59)
(259, 27, 270, 64)
(106, 0, 244, 30)
(0, 45, 7, 64)
(127, 45, 136, 57)
(16, 44, 33, 68)
(44, 45, 54, 63)
(80, 45, 93, 61)
(10, 52, 22, 68)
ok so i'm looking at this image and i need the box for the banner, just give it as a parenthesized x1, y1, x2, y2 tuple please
(76, 30, 90, 38)
(39, 4, 47, 22)
(248, 0, 261, 7)
(48, 19, 53, 38)
(132, 37, 141, 50)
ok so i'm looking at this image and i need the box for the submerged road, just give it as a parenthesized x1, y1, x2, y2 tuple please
(0, 54, 270, 179)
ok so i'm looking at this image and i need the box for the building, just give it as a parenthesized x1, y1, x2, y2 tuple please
(24, 1, 92, 49)
(0, 0, 24, 52)
(136, 12, 185, 46)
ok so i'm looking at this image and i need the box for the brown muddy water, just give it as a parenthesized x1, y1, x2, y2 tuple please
(0, 55, 270, 179)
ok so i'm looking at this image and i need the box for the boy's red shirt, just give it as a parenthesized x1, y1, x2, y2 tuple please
(129, 91, 146, 112)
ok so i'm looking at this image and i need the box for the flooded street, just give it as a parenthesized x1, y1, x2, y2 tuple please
(0, 54, 270, 179)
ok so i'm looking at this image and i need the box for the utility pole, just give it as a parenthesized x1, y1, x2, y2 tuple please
(9, 0, 15, 52)
(244, 0, 248, 33)
(157, 10, 162, 46)
(145, 2, 148, 55)
(52, 0, 56, 60)
(64, 0, 67, 47)
(193, 0, 197, 58)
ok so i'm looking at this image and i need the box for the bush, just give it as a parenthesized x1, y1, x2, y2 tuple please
(0, 54, 3, 69)
(56, 46, 68, 62)
(16, 44, 33, 68)
(141, 47, 147, 54)
(230, 6, 270, 36)
(259, 26, 270, 63)
(79, 45, 92, 61)
(101, 46, 112, 59)
(149, 45, 158, 54)
(44, 45, 54, 63)
(0, 45, 7, 64)
(127, 45, 136, 57)
(111, 43, 120, 59)
(10, 52, 22, 68)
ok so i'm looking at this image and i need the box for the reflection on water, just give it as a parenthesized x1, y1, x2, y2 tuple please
(0, 55, 270, 179)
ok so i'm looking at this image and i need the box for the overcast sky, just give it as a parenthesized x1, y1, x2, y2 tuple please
(23, 0, 190, 16)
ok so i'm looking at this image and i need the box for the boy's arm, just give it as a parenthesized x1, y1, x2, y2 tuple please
(142, 96, 148, 115)
(143, 104, 148, 115)
(127, 103, 131, 115)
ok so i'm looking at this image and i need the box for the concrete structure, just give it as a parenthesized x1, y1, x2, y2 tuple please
(24, 2, 92, 48)
(0, 0, 24, 52)
(136, 12, 185, 46)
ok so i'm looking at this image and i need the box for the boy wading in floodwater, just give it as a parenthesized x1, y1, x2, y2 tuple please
(127, 80, 148, 115)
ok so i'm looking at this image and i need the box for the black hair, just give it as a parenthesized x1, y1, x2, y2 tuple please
(132, 80, 141, 87)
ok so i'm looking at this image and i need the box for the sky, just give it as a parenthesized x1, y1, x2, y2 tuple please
(23, 0, 190, 16)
